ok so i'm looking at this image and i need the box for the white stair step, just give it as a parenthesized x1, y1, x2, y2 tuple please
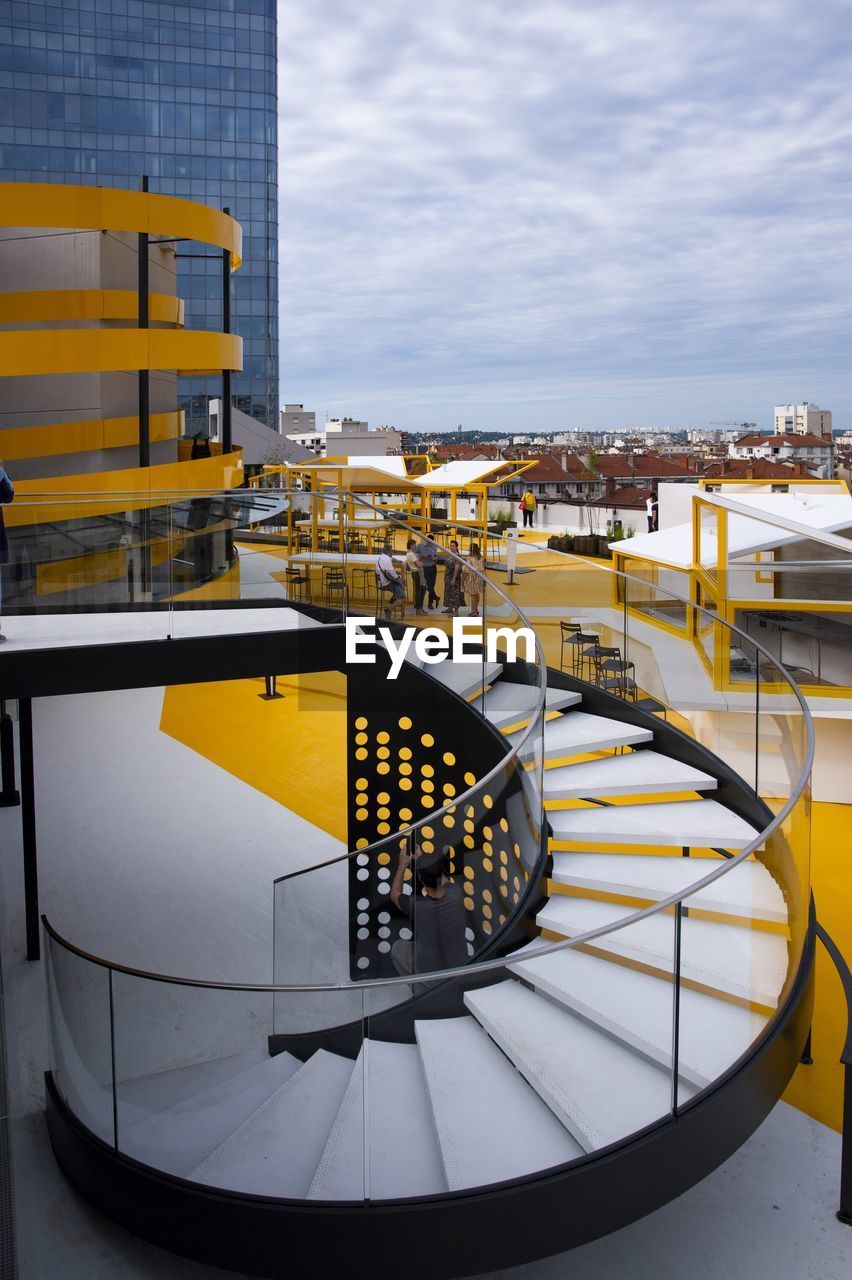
(543, 750, 717, 800)
(550, 853, 787, 923)
(481, 684, 580, 730)
(507, 710, 653, 762)
(120, 1051, 303, 1178)
(190, 1050, 354, 1197)
(464, 981, 687, 1152)
(536, 896, 788, 1006)
(415, 1016, 583, 1190)
(549, 799, 761, 850)
(425, 658, 504, 700)
(116, 1049, 270, 1132)
(307, 1041, 446, 1201)
(508, 943, 770, 1088)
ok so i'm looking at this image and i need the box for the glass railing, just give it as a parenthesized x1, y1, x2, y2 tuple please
(21, 482, 814, 1210)
(268, 494, 549, 1030)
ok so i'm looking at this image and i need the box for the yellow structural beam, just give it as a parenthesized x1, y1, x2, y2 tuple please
(6, 448, 244, 525)
(0, 410, 184, 463)
(0, 182, 242, 271)
(0, 328, 241, 378)
(0, 289, 185, 327)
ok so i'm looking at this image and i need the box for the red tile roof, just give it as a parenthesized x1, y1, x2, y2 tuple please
(703, 458, 811, 479)
(733, 433, 831, 448)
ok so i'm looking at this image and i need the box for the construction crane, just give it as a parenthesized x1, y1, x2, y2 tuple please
(709, 420, 758, 432)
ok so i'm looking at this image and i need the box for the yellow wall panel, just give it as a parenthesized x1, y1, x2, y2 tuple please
(0, 409, 183, 462)
(6, 448, 244, 525)
(0, 182, 242, 270)
(0, 289, 184, 326)
(0, 328, 241, 377)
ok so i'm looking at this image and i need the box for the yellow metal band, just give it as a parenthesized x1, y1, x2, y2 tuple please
(0, 410, 184, 462)
(7, 449, 244, 525)
(0, 328, 242, 377)
(0, 289, 185, 327)
(0, 182, 242, 270)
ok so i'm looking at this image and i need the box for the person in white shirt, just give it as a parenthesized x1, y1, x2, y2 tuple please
(646, 491, 658, 532)
(376, 543, 405, 617)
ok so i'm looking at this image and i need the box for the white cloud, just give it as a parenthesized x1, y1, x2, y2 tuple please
(277, 0, 852, 429)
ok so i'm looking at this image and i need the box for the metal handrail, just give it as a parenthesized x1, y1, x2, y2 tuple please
(29, 487, 814, 995)
(271, 486, 551, 876)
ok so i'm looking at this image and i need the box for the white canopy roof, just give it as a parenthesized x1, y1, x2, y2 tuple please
(287, 455, 519, 492)
(414, 460, 513, 489)
(614, 490, 852, 569)
(289, 456, 412, 488)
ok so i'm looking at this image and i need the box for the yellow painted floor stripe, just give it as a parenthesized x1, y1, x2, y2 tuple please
(160, 671, 348, 843)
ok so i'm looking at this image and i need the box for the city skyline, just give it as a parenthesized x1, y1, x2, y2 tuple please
(277, 0, 852, 432)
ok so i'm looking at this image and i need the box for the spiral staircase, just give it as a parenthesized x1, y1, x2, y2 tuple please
(32, 495, 813, 1280)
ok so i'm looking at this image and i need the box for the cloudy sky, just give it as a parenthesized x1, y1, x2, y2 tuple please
(277, 0, 852, 433)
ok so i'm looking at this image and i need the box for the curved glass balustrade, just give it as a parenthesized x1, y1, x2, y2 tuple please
(9, 483, 814, 1210)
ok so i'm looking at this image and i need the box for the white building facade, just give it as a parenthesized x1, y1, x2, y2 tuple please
(729, 433, 833, 478)
(284, 417, 402, 457)
(774, 402, 832, 438)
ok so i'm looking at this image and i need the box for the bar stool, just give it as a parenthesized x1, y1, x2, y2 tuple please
(284, 566, 311, 602)
(590, 645, 621, 686)
(559, 621, 582, 671)
(598, 658, 637, 700)
(351, 565, 376, 600)
(374, 577, 406, 622)
(323, 567, 348, 608)
(566, 631, 599, 679)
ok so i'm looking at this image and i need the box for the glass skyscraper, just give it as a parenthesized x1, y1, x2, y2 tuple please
(0, 0, 279, 430)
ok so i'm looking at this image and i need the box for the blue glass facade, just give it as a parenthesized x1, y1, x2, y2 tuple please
(0, 0, 279, 430)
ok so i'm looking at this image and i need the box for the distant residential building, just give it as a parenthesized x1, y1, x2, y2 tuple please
(774, 403, 832, 439)
(284, 416, 402, 457)
(729, 432, 833, 478)
(280, 405, 317, 437)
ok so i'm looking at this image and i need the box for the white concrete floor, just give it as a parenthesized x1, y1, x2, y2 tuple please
(7, 1102, 849, 1280)
(0, 687, 348, 1119)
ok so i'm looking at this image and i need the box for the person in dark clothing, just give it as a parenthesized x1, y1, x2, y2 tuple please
(190, 432, 212, 459)
(415, 535, 440, 609)
(390, 844, 468, 976)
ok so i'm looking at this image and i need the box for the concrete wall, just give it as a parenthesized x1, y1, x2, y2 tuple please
(0, 227, 178, 475)
(658, 481, 698, 529)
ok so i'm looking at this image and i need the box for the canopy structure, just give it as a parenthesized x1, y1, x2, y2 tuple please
(250, 454, 537, 556)
(609, 479, 852, 697)
(614, 489, 852, 570)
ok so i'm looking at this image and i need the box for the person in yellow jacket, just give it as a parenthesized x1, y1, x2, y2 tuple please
(520, 489, 537, 528)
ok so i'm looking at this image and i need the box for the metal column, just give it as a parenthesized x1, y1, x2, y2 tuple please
(138, 174, 150, 469)
(18, 698, 39, 962)
(222, 205, 232, 455)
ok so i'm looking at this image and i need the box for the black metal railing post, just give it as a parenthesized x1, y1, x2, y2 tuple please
(840, 1062, 852, 1226)
(19, 697, 39, 961)
(222, 205, 232, 455)
(0, 701, 20, 807)
(138, 174, 150, 469)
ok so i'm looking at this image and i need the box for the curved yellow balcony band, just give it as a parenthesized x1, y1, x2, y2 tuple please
(0, 182, 242, 271)
(0, 289, 185, 327)
(0, 329, 242, 378)
(7, 448, 244, 525)
(0, 410, 184, 463)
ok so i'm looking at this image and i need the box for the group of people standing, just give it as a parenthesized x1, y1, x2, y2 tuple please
(376, 535, 485, 620)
